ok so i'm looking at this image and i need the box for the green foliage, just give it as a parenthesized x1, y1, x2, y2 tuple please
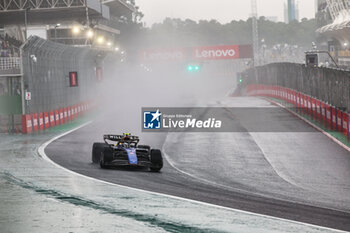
(125, 17, 317, 49)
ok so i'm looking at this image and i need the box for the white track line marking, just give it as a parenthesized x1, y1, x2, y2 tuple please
(162, 102, 350, 214)
(162, 133, 350, 215)
(37, 120, 347, 233)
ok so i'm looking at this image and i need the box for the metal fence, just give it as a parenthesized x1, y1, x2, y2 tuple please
(22, 36, 102, 114)
(0, 57, 21, 70)
(258, 47, 305, 66)
(244, 63, 350, 112)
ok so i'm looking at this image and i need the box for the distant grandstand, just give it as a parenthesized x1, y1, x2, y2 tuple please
(0, 0, 136, 133)
(316, 0, 350, 67)
(0, 0, 135, 49)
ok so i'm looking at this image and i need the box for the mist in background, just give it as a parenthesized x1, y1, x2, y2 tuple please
(90, 53, 243, 143)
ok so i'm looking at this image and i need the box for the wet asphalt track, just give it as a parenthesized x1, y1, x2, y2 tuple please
(45, 97, 350, 231)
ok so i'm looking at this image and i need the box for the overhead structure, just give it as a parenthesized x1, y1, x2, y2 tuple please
(316, 0, 350, 67)
(0, 0, 110, 25)
(0, 0, 135, 47)
(251, 0, 259, 66)
(318, 0, 350, 34)
(325, 0, 347, 21)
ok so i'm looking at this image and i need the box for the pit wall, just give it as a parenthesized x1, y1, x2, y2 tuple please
(21, 101, 93, 134)
(246, 84, 350, 139)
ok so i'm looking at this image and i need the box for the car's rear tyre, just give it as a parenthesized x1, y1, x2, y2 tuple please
(150, 149, 163, 172)
(92, 143, 105, 163)
(100, 146, 113, 169)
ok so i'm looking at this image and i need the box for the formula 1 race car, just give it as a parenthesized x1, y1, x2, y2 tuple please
(91, 133, 163, 172)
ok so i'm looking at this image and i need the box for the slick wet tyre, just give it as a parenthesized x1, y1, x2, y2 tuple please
(100, 154, 107, 169)
(92, 143, 106, 163)
(150, 149, 163, 172)
(100, 146, 113, 169)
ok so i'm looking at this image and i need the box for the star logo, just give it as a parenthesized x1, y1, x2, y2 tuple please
(143, 109, 162, 129)
(151, 109, 162, 123)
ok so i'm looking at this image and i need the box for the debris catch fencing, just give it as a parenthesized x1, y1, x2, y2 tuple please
(22, 36, 102, 114)
(243, 63, 350, 112)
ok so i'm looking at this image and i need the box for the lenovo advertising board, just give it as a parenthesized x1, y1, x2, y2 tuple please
(139, 44, 252, 62)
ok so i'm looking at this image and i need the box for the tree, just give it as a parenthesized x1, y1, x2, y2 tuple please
(122, 15, 317, 53)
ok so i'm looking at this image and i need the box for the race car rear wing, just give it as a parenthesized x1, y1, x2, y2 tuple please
(103, 134, 139, 142)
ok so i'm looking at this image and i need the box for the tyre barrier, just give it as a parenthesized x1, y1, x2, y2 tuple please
(21, 101, 93, 134)
(55, 110, 60, 126)
(44, 112, 50, 129)
(22, 114, 32, 134)
(64, 108, 68, 123)
(59, 109, 64, 125)
(32, 113, 38, 132)
(38, 112, 44, 131)
(49, 111, 55, 127)
(246, 84, 350, 139)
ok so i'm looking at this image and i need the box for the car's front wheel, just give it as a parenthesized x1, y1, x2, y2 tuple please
(100, 146, 113, 169)
(92, 142, 105, 163)
(100, 153, 107, 169)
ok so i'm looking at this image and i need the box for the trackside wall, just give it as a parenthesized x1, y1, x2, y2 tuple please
(22, 36, 102, 113)
(20, 36, 104, 134)
(244, 84, 350, 139)
(243, 63, 350, 112)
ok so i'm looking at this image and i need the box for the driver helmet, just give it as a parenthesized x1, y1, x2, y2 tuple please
(122, 133, 131, 141)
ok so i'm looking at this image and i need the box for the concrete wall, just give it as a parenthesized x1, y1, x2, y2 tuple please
(243, 63, 350, 112)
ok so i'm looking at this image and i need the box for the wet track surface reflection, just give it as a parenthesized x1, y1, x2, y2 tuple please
(44, 97, 350, 231)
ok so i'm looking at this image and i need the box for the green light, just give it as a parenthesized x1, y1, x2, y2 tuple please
(187, 65, 193, 71)
(239, 79, 243, 83)
(194, 66, 200, 71)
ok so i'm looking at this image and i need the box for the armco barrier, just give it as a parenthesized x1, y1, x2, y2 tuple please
(245, 84, 350, 139)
